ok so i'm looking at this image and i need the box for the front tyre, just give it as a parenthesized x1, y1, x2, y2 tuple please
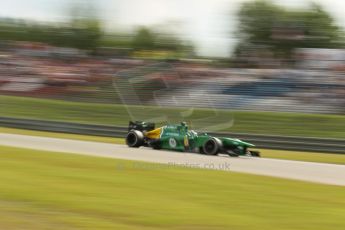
(202, 138, 222, 155)
(126, 130, 144, 147)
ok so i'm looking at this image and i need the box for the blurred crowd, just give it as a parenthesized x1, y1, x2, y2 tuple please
(0, 42, 344, 114)
(0, 42, 146, 99)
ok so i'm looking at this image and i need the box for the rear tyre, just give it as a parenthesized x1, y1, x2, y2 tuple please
(126, 130, 144, 147)
(202, 138, 222, 155)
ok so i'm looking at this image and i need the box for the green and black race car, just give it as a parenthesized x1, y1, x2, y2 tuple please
(126, 121, 260, 157)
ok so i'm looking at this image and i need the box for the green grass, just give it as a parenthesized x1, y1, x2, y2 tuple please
(1, 127, 345, 165)
(1, 95, 345, 138)
(0, 145, 344, 230)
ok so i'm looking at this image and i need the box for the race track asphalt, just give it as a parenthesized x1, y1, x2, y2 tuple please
(1, 133, 344, 186)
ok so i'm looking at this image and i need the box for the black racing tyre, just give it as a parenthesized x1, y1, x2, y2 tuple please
(202, 138, 222, 155)
(126, 130, 144, 147)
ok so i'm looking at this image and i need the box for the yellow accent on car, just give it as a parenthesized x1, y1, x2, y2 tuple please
(144, 128, 162, 139)
(184, 135, 189, 147)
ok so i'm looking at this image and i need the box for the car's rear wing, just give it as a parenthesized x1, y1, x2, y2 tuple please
(128, 121, 155, 132)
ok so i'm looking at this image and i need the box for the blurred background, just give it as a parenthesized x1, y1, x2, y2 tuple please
(0, 0, 344, 137)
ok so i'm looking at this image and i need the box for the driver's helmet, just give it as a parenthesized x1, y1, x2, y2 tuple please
(181, 122, 187, 127)
(180, 122, 188, 131)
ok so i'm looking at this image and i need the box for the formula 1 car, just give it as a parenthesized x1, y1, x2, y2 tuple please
(126, 121, 260, 157)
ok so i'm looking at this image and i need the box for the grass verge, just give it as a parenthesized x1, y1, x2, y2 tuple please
(1, 95, 345, 138)
(0, 145, 344, 230)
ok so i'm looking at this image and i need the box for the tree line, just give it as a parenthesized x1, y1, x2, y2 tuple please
(0, 0, 343, 59)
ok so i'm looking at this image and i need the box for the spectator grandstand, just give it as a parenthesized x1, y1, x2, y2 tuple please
(0, 43, 344, 114)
